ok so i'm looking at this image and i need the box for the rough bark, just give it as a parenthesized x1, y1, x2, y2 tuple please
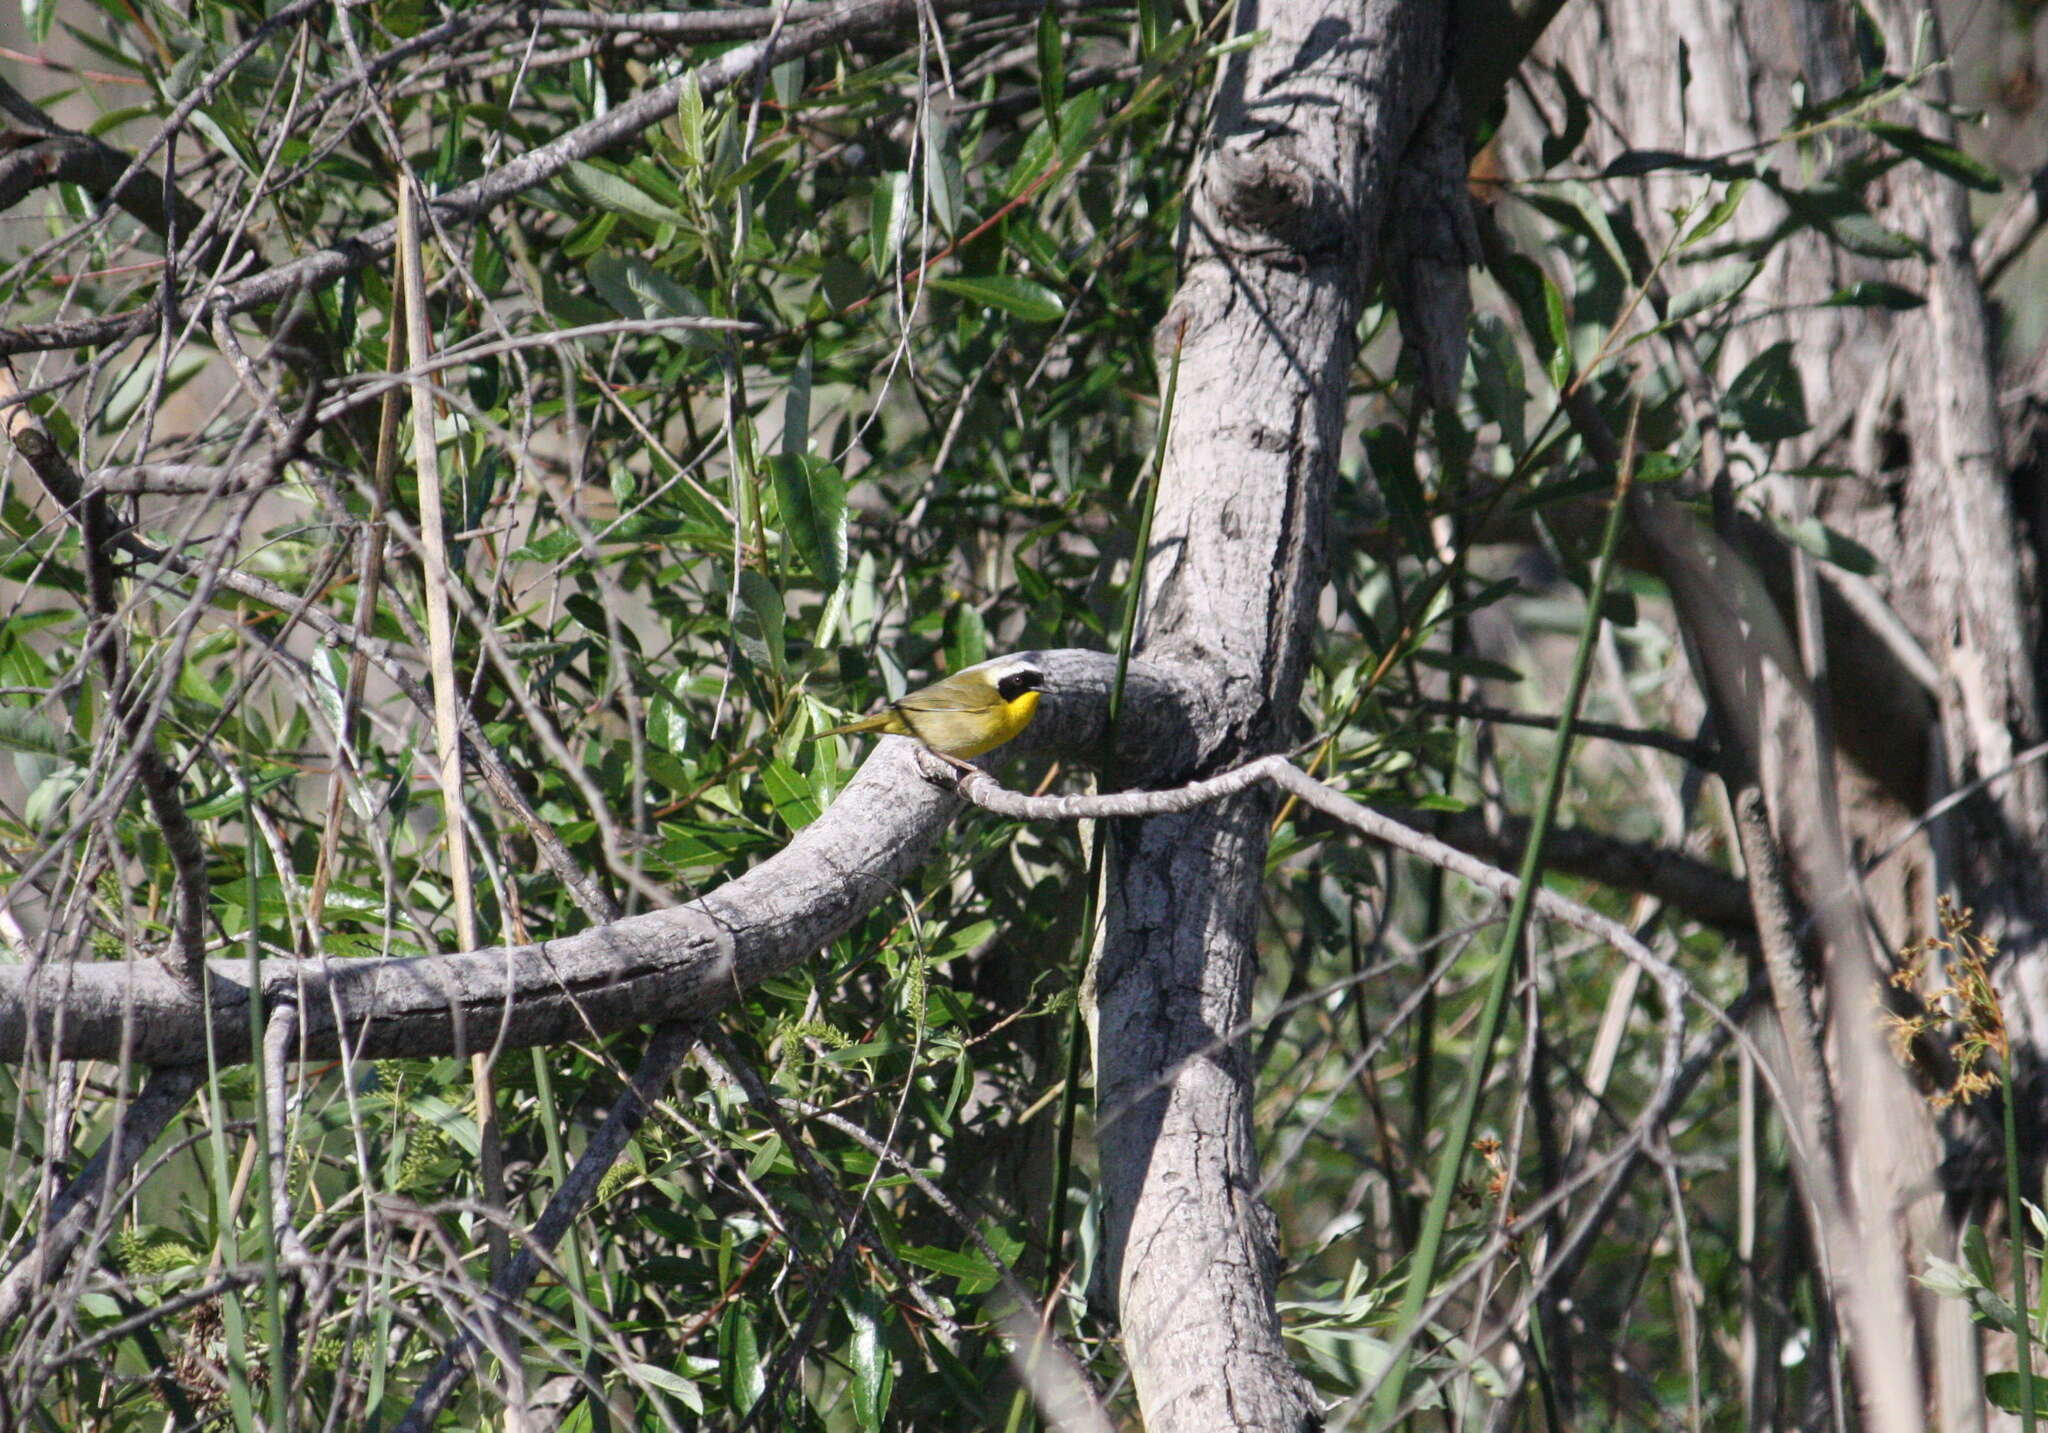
(1520, 0, 2041, 1425)
(1092, 1, 1465, 1427)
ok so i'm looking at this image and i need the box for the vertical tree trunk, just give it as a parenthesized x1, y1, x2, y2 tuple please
(1093, 1, 1465, 1426)
(1521, 0, 2044, 1424)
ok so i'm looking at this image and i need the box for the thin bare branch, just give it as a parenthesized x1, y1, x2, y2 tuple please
(0, 1064, 205, 1329)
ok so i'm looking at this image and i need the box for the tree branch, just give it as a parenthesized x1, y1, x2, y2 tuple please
(953, 758, 1700, 976)
(0, 1064, 205, 1329)
(0, 0, 1047, 358)
(0, 645, 1193, 1070)
(392, 1021, 698, 1433)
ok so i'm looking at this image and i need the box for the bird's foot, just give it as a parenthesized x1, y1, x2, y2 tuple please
(912, 747, 979, 786)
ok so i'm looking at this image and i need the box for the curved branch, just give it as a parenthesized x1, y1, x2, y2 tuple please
(1, 741, 954, 1066)
(952, 758, 1713, 971)
(0, 650, 1192, 1069)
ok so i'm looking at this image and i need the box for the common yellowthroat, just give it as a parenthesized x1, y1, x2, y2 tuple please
(815, 653, 1046, 759)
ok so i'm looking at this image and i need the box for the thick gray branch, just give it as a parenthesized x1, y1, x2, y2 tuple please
(0, 651, 1188, 1069)
(1096, 3, 1457, 1429)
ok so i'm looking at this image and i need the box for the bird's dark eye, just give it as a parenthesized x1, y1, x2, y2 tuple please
(997, 669, 1043, 701)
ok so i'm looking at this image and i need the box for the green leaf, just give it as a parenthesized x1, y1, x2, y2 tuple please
(1916, 1255, 1980, 1302)
(1542, 275, 1571, 390)
(510, 513, 727, 563)
(585, 255, 715, 346)
(1055, 89, 1104, 165)
(1037, 1, 1065, 143)
(1414, 650, 1524, 683)
(628, 1362, 705, 1414)
(1540, 64, 1588, 170)
(768, 453, 847, 590)
(1511, 470, 1615, 512)
(763, 759, 821, 829)
(928, 274, 1065, 321)
(657, 823, 773, 869)
(1772, 515, 1881, 576)
(848, 1295, 890, 1432)
(1604, 148, 1756, 182)
(734, 570, 787, 679)
(870, 171, 910, 276)
(1964, 1221, 1996, 1289)
(1986, 1371, 2048, 1415)
(1663, 261, 1761, 323)
(1516, 182, 1633, 281)
(947, 603, 988, 672)
(647, 690, 689, 756)
(565, 160, 693, 228)
(921, 104, 963, 237)
(719, 1307, 766, 1417)
(1825, 210, 1920, 258)
(1362, 425, 1431, 561)
(1469, 313, 1526, 453)
(772, 56, 803, 110)
(783, 343, 813, 458)
(1634, 450, 1697, 485)
(1681, 177, 1751, 247)
(0, 707, 67, 757)
(1491, 253, 1555, 370)
(1821, 280, 1924, 310)
(1865, 121, 2001, 193)
(676, 76, 707, 173)
(187, 767, 293, 822)
(898, 1244, 998, 1291)
(1722, 341, 1809, 442)
(1598, 589, 1638, 627)
(1138, 0, 1170, 55)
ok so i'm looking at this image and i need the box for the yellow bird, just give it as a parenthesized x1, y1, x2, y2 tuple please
(814, 653, 1046, 759)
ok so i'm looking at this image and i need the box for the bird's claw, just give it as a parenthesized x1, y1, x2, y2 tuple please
(912, 746, 978, 786)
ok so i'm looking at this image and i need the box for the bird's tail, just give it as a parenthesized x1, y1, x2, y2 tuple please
(812, 711, 892, 740)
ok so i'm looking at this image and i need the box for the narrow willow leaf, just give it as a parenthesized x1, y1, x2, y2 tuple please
(1681, 177, 1751, 246)
(870, 171, 910, 276)
(769, 454, 847, 590)
(1772, 514, 1881, 575)
(783, 343, 812, 458)
(1821, 280, 1924, 310)
(1663, 261, 1762, 323)
(1037, 2, 1065, 143)
(928, 274, 1064, 321)
(565, 161, 693, 228)
(1723, 340, 1809, 442)
(1865, 121, 2001, 193)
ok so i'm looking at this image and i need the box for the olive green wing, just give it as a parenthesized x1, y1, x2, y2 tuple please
(892, 673, 998, 714)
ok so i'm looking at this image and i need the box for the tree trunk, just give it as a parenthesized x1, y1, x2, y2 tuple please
(1093, 1, 1465, 1426)
(1520, 0, 2045, 1424)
